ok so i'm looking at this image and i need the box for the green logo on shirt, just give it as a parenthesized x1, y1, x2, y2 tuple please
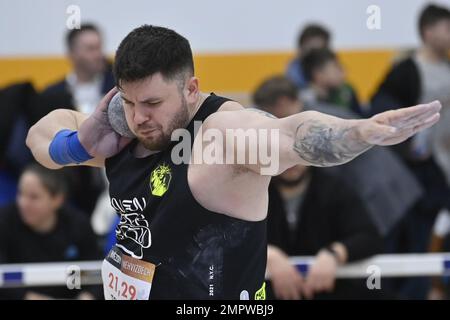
(255, 282, 266, 300)
(150, 163, 172, 196)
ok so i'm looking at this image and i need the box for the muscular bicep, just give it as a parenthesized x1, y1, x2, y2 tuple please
(202, 107, 372, 176)
(199, 107, 310, 176)
(26, 109, 105, 169)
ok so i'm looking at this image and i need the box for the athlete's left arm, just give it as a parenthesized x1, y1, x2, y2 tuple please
(203, 100, 441, 175)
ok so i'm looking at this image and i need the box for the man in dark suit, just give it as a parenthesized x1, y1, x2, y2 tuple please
(40, 23, 115, 116)
(38, 23, 115, 217)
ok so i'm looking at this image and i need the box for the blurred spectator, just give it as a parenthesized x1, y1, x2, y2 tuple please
(300, 48, 364, 116)
(253, 76, 383, 300)
(370, 3, 450, 299)
(370, 3, 450, 165)
(41, 23, 115, 115)
(286, 24, 331, 89)
(0, 163, 102, 300)
(0, 82, 37, 206)
(37, 23, 115, 217)
(253, 76, 423, 239)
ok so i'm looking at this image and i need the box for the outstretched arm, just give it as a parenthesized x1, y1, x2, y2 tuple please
(287, 101, 441, 167)
(204, 100, 441, 175)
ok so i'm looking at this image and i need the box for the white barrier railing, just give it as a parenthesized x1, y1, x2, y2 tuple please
(0, 261, 102, 288)
(0, 253, 449, 288)
(290, 253, 450, 278)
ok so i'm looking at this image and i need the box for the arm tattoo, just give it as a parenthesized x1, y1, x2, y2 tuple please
(293, 119, 371, 167)
(246, 108, 278, 119)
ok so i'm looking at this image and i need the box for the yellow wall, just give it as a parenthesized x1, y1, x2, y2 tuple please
(0, 50, 397, 103)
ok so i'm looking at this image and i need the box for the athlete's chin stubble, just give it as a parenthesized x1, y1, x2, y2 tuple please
(139, 99, 190, 151)
(138, 130, 168, 151)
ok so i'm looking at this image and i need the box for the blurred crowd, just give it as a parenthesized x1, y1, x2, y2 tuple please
(0, 3, 449, 300)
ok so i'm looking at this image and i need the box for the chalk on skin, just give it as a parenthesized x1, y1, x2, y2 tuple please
(107, 92, 136, 138)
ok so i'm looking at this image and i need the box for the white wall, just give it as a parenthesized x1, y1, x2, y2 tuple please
(1, 0, 449, 56)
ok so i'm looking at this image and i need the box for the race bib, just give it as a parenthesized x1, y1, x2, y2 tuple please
(101, 246, 156, 300)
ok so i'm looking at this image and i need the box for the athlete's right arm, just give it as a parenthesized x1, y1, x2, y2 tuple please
(26, 87, 132, 170)
(26, 109, 105, 169)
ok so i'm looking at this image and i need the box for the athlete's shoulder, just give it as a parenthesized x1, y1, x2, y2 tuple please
(204, 101, 277, 132)
(217, 100, 244, 112)
(199, 100, 242, 130)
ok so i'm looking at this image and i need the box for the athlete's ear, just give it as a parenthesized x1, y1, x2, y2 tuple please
(184, 76, 199, 105)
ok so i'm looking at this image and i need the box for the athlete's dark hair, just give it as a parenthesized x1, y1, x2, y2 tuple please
(114, 25, 194, 88)
(419, 4, 450, 40)
(252, 76, 298, 111)
(301, 48, 337, 81)
(297, 24, 330, 49)
(66, 23, 101, 50)
(23, 163, 67, 196)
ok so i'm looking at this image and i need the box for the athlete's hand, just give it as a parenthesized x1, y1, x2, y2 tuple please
(78, 87, 133, 158)
(358, 100, 441, 146)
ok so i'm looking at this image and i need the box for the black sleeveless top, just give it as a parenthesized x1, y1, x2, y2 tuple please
(105, 94, 267, 300)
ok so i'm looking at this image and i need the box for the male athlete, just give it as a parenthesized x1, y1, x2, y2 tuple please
(26, 25, 441, 300)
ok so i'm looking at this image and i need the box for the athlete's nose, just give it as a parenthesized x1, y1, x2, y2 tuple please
(133, 105, 151, 125)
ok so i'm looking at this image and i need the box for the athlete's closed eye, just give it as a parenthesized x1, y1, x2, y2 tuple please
(122, 97, 134, 107)
(145, 101, 162, 107)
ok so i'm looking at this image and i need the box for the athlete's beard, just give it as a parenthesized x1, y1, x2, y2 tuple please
(138, 95, 190, 151)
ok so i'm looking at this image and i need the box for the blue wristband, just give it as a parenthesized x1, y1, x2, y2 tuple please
(49, 129, 93, 165)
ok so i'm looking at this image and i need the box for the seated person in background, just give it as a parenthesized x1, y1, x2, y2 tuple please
(0, 163, 103, 300)
(253, 76, 383, 300)
(300, 48, 364, 116)
(286, 24, 331, 89)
